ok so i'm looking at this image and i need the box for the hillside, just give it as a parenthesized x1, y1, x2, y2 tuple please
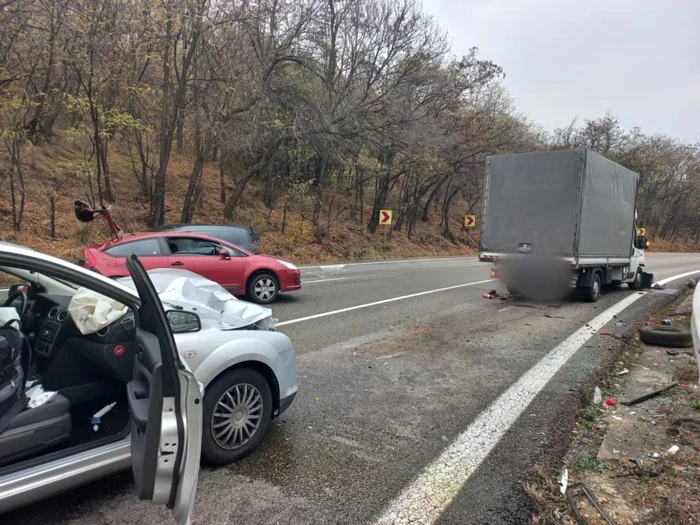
(1, 135, 697, 267)
(0, 136, 479, 264)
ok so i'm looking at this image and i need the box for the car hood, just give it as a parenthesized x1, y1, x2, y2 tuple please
(116, 268, 274, 330)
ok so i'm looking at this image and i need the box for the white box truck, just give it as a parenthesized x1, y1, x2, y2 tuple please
(479, 149, 649, 302)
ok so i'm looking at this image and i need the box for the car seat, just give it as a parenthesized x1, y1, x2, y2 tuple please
(0, 394, 71, 466)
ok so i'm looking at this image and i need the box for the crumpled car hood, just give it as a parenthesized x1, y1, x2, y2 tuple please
(116, 268, 273, 330)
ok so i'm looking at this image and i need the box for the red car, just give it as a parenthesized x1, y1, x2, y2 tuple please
(81, 231, 301, 304)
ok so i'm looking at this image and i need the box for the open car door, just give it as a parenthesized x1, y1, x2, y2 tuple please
(125, 255, 203, 524)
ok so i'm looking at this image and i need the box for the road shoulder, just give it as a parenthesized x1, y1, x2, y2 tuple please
(528, 284, 700, 525)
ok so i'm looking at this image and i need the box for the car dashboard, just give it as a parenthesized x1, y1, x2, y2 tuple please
(26, 293, 138, 382)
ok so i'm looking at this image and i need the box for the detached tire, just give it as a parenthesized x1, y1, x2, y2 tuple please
(201, 368, 273, 465)
(639, 325, 693, 348)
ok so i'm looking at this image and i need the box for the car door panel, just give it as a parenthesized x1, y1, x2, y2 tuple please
(166, 236, 244, 289)
(125, 256, 202, 523)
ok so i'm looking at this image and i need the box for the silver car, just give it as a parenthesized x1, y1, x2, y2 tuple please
(0, 242, 297, 516)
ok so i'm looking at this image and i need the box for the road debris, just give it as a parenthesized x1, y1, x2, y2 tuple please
(593, 386, 603, 404)
(616, 369, 629, 376)
(604, 397, 617, 407)
(482, 289, 509, 300)
(559, 468, 568, 495)
(662, 318, 672, 325)
(668, 445, 680, 455)
(621, 382, 678, 406)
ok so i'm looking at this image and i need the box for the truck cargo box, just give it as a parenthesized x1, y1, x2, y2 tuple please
(480, 149, 639, 259)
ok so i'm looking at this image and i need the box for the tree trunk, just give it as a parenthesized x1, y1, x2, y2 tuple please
(49, 192, 56, 238)
(443, 187, 460, 239)
(180, 114, 205, 223)
(6, 137, 26, 232)
(224, 138, 284, 218)
(368, 173, 390, 233)
(151, 3, 202, 226)
(219, 154, 227, 204)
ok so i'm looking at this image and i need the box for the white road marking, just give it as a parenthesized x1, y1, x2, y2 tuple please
(374, 267, 700, 525)
(654, 269, 700, 286)
(277, 279, 495, 327)
(373, 291, 647, 525)
(302, 277, 347, 284)
(298, 256, 477, 270)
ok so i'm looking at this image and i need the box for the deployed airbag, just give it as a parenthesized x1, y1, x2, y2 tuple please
(68, 288, 128, 335)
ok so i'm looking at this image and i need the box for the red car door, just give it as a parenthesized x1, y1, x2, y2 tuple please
(165, 236, 246, 292)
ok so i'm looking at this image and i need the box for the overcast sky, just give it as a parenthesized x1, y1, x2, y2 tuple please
(421, 0, 700, 144)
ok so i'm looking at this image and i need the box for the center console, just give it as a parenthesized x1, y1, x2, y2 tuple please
(35, 319, 62, 357)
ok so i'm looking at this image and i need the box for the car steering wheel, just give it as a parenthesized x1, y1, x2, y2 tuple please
(3, 289, 28, 324)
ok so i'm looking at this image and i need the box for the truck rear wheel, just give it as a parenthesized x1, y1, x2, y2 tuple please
(581, 273, 602, 302)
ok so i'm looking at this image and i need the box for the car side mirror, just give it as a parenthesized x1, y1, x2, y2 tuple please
(166, 310, 201, 333)
(636, 235, 648, 249)
(219, 249, 231, 260)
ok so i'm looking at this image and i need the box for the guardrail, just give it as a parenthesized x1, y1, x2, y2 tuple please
(693, 283, 700, 383)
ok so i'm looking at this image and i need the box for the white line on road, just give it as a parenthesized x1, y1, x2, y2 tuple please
(373, 290, 647, 525)
(298, 256, 477, 270)
(277, 279, 495, 327)
(654, 269, 700, 286)
(302, 278, 347, 284)
(375, 267, 700, 524)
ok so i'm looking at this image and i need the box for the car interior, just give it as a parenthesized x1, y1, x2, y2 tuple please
(0, 268, 138, 472)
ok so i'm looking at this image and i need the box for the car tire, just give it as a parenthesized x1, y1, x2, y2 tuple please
(581, 272, 601, 303)
(202, 368, 273, 465)
(247, 272, 279, 304)
(639, 325, 693, 348)
(628, 269, 643, 290)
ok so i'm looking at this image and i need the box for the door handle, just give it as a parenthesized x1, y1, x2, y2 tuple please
(171, 261, 184, 266)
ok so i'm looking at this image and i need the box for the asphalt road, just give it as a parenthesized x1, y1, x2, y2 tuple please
(6, 253, 700, 525)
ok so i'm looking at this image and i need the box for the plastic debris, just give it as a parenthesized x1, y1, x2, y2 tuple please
(662, 319, 671, 325)
(604, 397, 617, 406)
(593, 386, 603, 404)
(559, 468, 568, 495)
(26, 384, 58, 409)
(668, 445, 680, 455)
(674, 465, 687, 471)
(617, 368, 630, 376)
(91, 402, 117, 432)
(651, 452, 660, 459)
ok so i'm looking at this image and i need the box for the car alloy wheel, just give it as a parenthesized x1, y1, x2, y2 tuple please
(248, 272, 279, 304)
(212, 383, 263, 450)
(201, 368, 273, 464)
